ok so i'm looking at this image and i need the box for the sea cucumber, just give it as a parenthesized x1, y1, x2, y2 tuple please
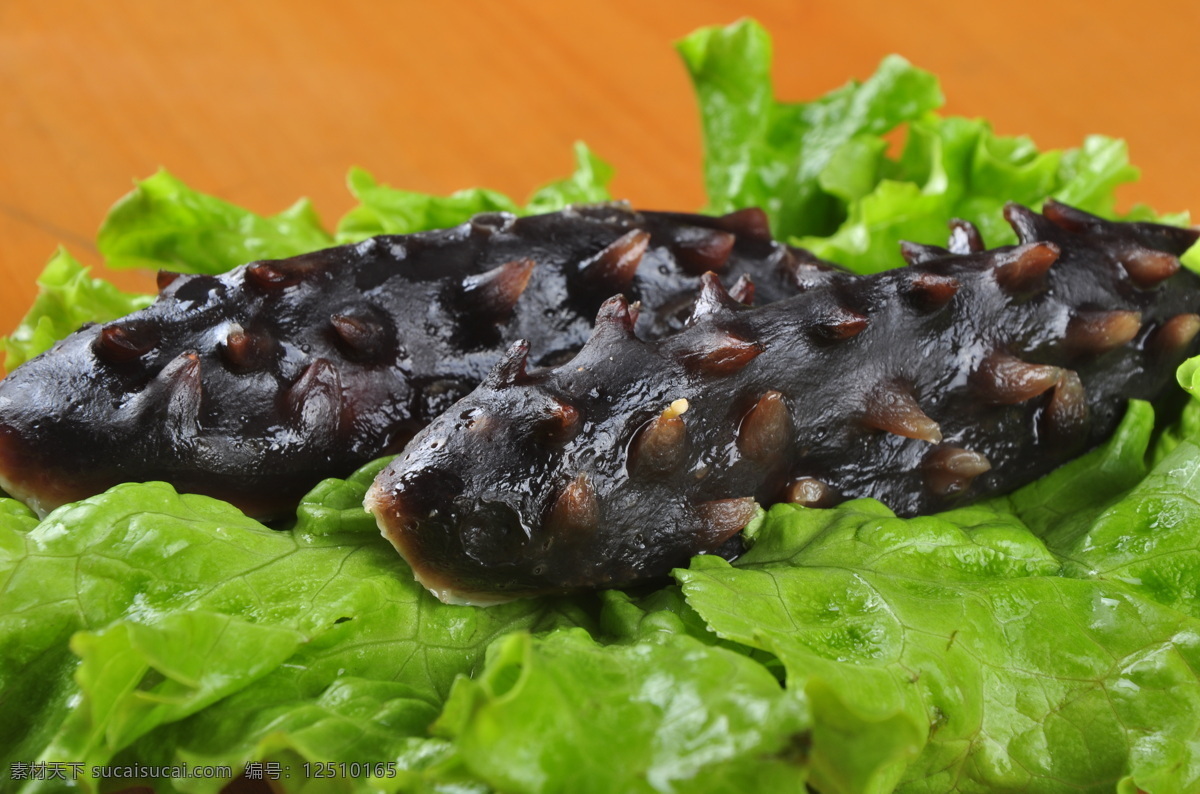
(367, 201, 1200, 605)
(0, 204, 818, 518)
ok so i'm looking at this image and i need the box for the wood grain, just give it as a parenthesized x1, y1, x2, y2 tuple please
(2, 0, 1198, 326)
(2, 2, 1199, 787)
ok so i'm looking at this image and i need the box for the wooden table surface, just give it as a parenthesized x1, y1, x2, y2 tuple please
(1, 3, 1199, 789)
(3, 0, 1199, 330)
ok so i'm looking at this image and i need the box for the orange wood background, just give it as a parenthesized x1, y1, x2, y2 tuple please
(3, 0, 1199, 331)
(1, 3, 1199, 789)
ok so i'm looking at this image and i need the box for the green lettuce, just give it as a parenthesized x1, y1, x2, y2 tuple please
(665, 404, 1200, 794)
(1, 145, 612, 372)
(796, 127, 1144, 273)
(679, 19, 1196, 274)
(335, 168, 520, 244)
(0, 470, 589, 793)
(677, 21, 943, 241)
(6, 406, 1200, 792)
(435, 628, 808, 794)
(679, 498, 1200, 793)
(0, 249, 154, 372)
(334, 142, 612, 243)
(97, 169, 335, 275)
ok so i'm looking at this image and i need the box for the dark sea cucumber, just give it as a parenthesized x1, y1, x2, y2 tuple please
(0, 205, 818, 518)
(367, 201, 1200, 605)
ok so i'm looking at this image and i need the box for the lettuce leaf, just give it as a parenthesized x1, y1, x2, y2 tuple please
(678, 497, 1200, 794)
(796, 126, 1148, 273)
(434, 628, 809, 793)
(334, 169, 519, 244)
(523, 142, 615, 214)
(1052, 431, 1200, 622)
(334, 141, 613, 243)
(8, 402, 1200, 793)
(97, 145, 612, 275)
(1, 145, 612, 373)
(0, 248, 155, 373)
(97, 169, 335, 274)
(0, 472, 589, 793)
(680, 18, 1194, 276)
(990, 401, 1156, 552)
(677, 20, 942, 240)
